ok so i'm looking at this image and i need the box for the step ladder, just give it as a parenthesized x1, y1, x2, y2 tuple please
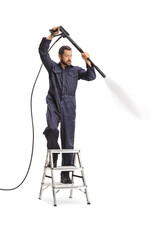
(39, 149, 90, 206)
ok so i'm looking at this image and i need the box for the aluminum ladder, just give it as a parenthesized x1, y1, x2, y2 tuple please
(39, 149, 90, 206)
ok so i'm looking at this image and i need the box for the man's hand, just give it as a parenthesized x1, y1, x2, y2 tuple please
(81, 52, 92, 67)
(47, 26, 60, 40)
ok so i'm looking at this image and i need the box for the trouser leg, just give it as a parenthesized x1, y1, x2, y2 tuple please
(43, 106, 60, 164)
(60, 104, 76, 166)
(43, 127, 60, 149)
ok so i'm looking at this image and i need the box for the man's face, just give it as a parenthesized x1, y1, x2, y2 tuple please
(59, 50, 72, 66)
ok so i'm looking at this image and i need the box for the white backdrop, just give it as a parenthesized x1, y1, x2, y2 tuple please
(0, 0, 160, 239)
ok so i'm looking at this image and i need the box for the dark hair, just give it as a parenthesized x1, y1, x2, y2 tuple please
(58, 45, 72, 56)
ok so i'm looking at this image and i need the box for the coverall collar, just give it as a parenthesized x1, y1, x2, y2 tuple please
(58, 62, 73, 70)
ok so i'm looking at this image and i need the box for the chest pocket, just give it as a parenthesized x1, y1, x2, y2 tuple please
(52, 69, 62, 76)
(51, 69, 62, 82)
(51, 68, 62, 90)
(67, 71, 78, 94)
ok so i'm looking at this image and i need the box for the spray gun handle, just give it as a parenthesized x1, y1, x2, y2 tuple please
(49, 27, 60, 36)
(59, 26, 69, 36)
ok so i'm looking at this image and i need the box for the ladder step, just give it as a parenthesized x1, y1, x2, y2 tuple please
(43, 182, 86, 190)
(55, 185, 86, 190)
(46, 166, 83, 171)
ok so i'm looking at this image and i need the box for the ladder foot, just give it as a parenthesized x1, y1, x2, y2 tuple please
(87, 202, 91, 205)
(54, 204, 57, 207)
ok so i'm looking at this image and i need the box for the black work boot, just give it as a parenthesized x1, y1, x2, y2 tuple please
(46, 153, 58, 168)
(61, 171, 72, 184)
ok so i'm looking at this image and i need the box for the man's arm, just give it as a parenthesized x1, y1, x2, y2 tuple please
(78, 64, 96, 81)
(78, 52, 96, 81)
(81, 52, 92, 67)
(38, 26, 60, 72)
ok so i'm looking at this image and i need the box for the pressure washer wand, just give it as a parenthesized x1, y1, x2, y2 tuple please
(50, 26, 106, 78)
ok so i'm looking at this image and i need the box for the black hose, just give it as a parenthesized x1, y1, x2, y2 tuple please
(0, 35, 62, 191)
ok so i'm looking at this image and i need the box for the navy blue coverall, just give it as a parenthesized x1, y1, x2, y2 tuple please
(39, 37, 96, 166)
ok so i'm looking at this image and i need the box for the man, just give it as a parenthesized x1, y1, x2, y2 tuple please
(39, 26, 96, 184)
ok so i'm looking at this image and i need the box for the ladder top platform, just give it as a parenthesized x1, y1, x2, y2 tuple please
(47, 149, 80, 154)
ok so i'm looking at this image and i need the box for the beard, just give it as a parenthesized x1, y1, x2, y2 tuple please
(61, 57, 71, 66)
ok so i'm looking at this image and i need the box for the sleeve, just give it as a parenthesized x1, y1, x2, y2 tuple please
(38, 37, 55, 72)
(78, 64, 96, 81)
